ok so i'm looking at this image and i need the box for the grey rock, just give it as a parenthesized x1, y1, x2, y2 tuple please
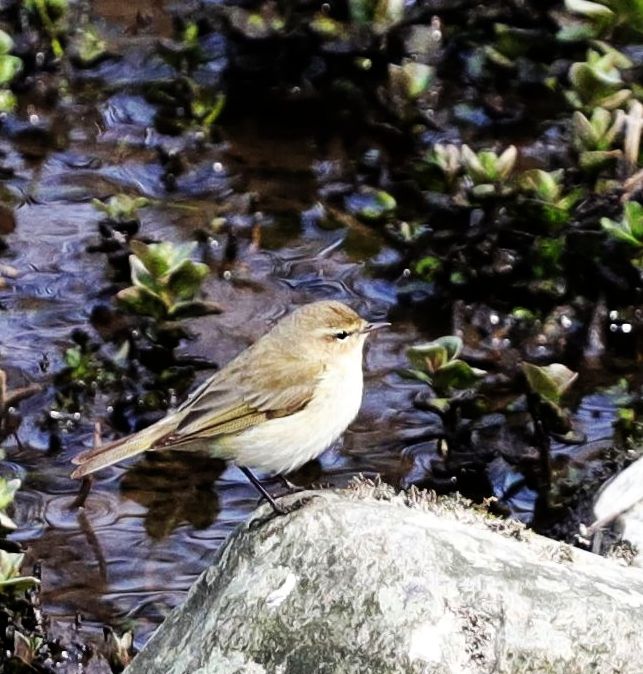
(126, 482, 643, 674)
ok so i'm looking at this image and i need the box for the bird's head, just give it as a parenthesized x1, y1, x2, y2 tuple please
(274, 300, 389, 362)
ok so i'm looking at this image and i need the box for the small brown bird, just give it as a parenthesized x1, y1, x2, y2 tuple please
(71, 300, 388, 508)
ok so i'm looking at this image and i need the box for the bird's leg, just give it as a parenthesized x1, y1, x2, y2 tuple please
(71, 422, 101, 509)
(240, 466, 285, 515)
(71, 476, 93, 509)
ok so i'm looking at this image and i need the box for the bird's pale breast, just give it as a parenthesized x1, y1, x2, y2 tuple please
(214, 351, 364, 474)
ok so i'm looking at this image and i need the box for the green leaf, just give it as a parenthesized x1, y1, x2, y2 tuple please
(163, 260, 209, 301)
(601, 216, 643, 247)
(520, 169, 563, 202)
(93, 194, 149, 222)
(347, 189, 397, 221)
(0, 477, 20, 511)
(0, 29, 14, 54)
(522, 362, 578, 404)
(0, 89, 16, 113)
(310, 14, 345, 38)
(0, 573, 40, 592)
(0, 511, 16, 530)
(397, 367, 434, 385)
(435, 335, 463, 361)
(407, 336, 464, 375)
(429, 144, 461, 181)
(130, 254, 156, 291)
(374, 0, 404, 30)
(64, 346, 82, 370)
(0, 54, 22, 86)
(349, 0, 375, 23)
(401, 62, 434, 99)
(117, 286, 167, 320)
(415, 256, 442, 279)
(512, 307, 537, 321)
(407, 343, 448, 374)
(579, 149, 621, 170)
(625, 201, 643, 240)
(496, 146, 518, 180)
(71, 26, 107, 66)
(130, 241, 194, 278)
(565, 0, 614, 20)
(424, 397, 451, 414)
(597, 88, 631, 110)
(433, 359, 486, 391)
(471, 183, 497, 199)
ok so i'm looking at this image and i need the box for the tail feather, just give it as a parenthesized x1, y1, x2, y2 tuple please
(70, 419, 175, 479)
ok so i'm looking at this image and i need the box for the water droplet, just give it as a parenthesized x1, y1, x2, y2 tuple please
(610, 323, 618, 332)
(609, 310, 618, 320)
(223, 270, 232, 281)
(29, 114, 39, 125)
(489, 313, 500, 325)
(622, 323, 633, 334)
(212, 162, 223, 173)
(560, 315, 572, 329)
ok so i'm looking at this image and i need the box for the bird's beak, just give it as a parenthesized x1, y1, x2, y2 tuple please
(360, 321, 391, 334)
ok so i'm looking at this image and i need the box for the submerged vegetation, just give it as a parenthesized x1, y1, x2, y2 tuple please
(0, 0, 642, 666)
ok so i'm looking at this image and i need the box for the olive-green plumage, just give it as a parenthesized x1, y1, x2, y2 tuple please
(71, 300, 388, 478)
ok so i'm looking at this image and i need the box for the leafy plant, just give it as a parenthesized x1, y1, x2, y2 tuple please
(519, 169, 583, 227)
(152, 20, 226, 135)
(0, 29, 23, 112)
(345, 188, 397, 222)
(92, 194, 149, 225)
(105, 628, 135, 670)
(348, 0, 404, 31)
(484, 22, 542, 67)
(572, 107, 625, 169)
(0, 551, 39, 592)
(426, 143, 462, 188)
(406, 336, 485, 398)
(25, 0, 69, 58)
(0, 477, 39, 593)
(557, 0, 643, 41)
(601, 200, 643, 247)
(460, 145, 518, 197)
(68, 25, 108, 67)
(565, 46, 633, 111)
(0, 476, 20, 531)
(190, 87, 226, 130)
(522, 362, 580, 495)
(117, 240, 216, 321)
(63, 344, 116, 386)
(522, 362, 578, 408)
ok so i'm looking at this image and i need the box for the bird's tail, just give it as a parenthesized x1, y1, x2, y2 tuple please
(70, 418, 175, 479)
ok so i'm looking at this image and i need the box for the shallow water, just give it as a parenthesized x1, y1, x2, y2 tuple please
(0, 0, 630, 653)
(0, 5, 424, 646)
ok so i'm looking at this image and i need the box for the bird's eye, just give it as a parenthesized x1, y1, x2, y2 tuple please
(334, 331, 351, 340)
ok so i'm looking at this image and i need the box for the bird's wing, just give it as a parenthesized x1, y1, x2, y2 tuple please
(154, 352, 325, 448)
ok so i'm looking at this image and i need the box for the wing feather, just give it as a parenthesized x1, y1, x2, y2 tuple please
(155, 352, 325, 448)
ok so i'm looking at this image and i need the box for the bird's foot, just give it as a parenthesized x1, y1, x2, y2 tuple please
(249, 494, 319, 528)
